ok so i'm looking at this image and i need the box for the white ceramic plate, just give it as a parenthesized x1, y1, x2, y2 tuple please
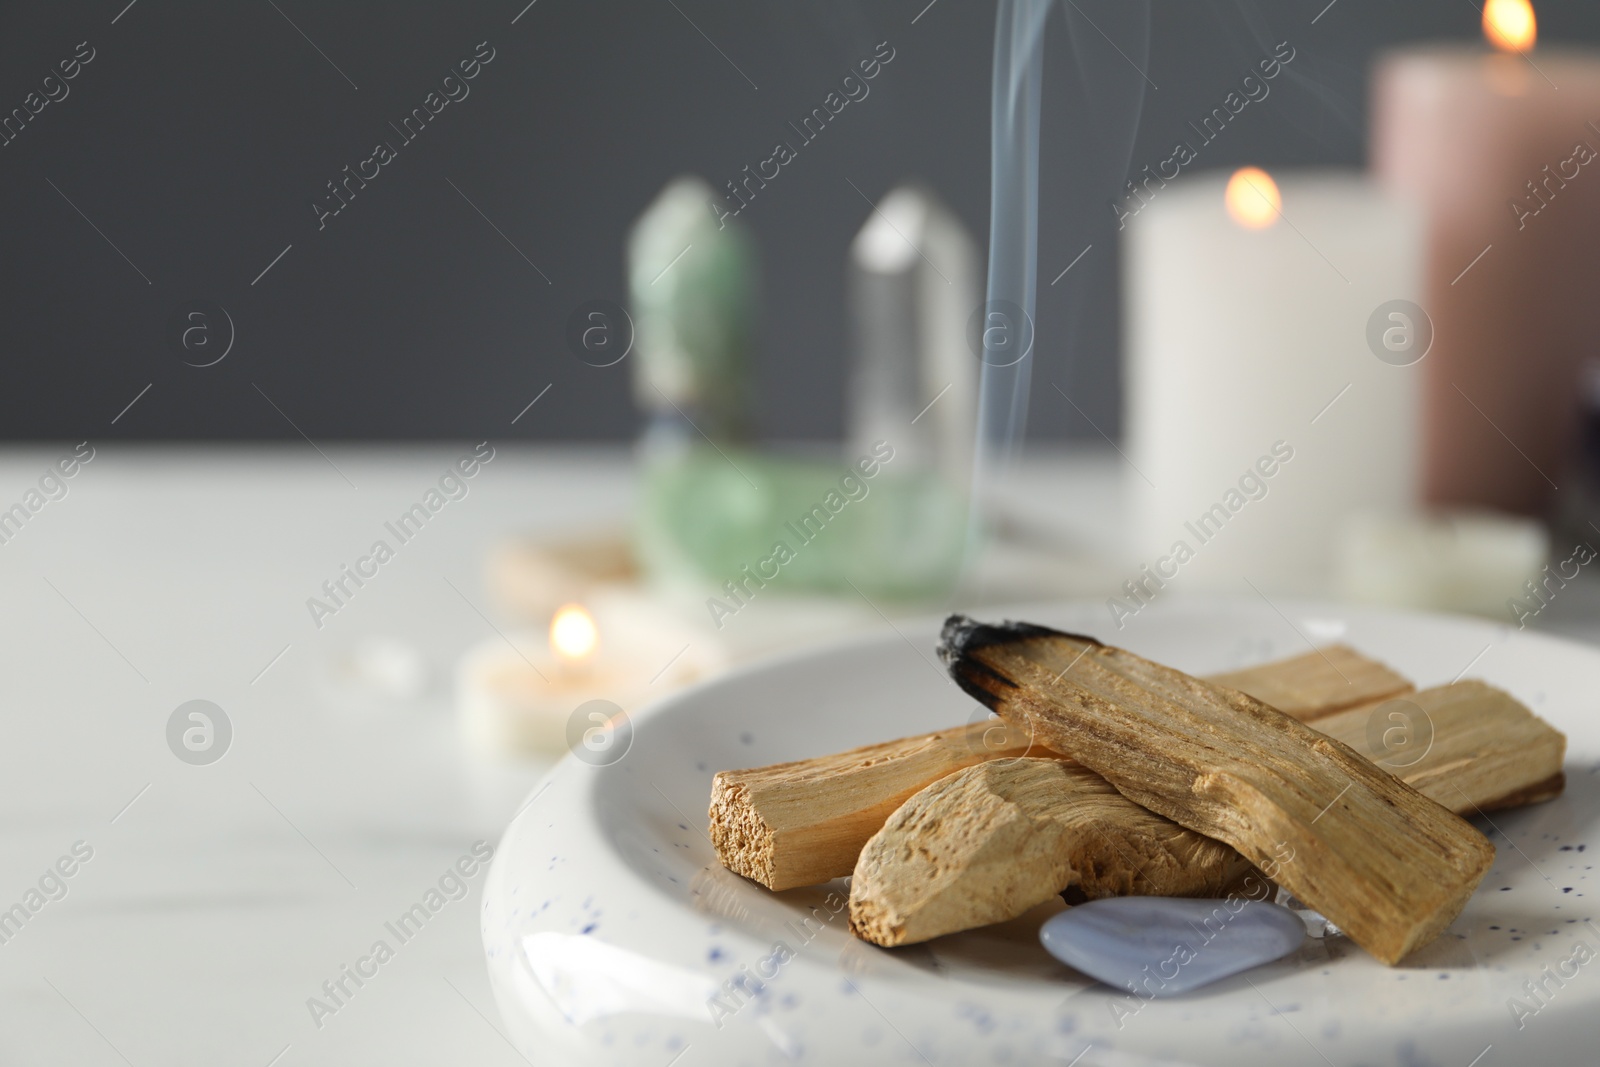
(482, 598, 1599, 1066)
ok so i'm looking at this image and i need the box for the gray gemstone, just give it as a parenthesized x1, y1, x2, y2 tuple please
(1040, 896, 1306, 996)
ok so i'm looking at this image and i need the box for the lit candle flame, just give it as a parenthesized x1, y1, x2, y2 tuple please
(1225, 167, 1282, 230)
(1484, 0, 1536, 54)
(550, 603, 598, 661)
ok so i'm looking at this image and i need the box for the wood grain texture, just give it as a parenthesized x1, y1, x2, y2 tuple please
(708, 722, 1038, 891)
(848, 757, 1252, 947)
(1316, 680, 1567, 814)
(709, 645, 1405, 891)
(938, 617, 1497, 964)
(848, 678, 1562, 946)
(1207, 644, 1412, 721)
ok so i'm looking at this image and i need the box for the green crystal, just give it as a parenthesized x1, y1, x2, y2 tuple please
(627, 177, 756, 442)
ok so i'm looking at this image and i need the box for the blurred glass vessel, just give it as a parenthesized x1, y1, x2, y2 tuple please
(629, 177, 969, 601)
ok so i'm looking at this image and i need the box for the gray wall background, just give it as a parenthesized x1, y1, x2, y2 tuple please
(3, 0, 1598, 442)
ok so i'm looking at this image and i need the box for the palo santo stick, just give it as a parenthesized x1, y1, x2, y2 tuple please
(710, 644, 1405, 891)
(850, 679, 1563, 946)
(1315, 680, 1567, 813)
(848, 757, 1253, 947)
(1207, 644, 1412, 721)
(938, 618, 1496, 964)
(709, 723, 1037, 891)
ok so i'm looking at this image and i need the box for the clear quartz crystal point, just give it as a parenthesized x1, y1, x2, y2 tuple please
(847, 184, 979, 493)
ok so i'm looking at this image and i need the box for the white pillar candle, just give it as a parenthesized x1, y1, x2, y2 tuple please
(1123, 169, 1424, 596)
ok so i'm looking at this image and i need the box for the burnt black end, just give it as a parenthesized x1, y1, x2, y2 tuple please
(937, 615, 1103, 711)
(936, 615, 1073, 667)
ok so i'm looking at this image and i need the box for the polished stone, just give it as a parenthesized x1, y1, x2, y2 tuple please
(1040, 896, 1306, 996)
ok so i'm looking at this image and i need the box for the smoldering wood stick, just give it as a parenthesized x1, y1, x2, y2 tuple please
(849, 678, 1563, 947)
(936, 617, 1496, 965)
(709, 644, 1407, 891)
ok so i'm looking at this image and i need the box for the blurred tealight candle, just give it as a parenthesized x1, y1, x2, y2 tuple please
(549, 603, 599, 675)
(1124, 168, 1424, 594)
(456, 593, 722, 758)
(1335, 511, 1548, 618)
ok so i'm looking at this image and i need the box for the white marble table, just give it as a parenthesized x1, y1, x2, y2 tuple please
(0, 444, 637, 1067)
(0, 444, 1591, 1066)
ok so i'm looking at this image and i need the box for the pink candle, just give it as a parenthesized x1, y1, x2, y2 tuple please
(1372, 1, 1600, 515)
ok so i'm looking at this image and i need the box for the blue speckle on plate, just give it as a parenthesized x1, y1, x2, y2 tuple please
(1040, 896, 1305, 996)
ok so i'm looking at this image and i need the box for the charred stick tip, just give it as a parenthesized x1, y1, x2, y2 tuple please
(937, 615, 1102, 665)
(937, 615, 1105, 709)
